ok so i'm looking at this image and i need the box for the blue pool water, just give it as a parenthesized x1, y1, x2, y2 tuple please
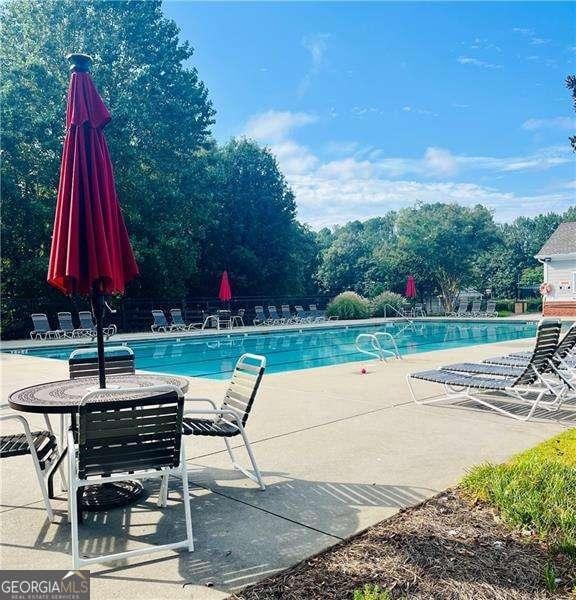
(15, 320, 537, 380)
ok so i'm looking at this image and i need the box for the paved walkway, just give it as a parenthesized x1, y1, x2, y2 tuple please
(0, 334, 572, 599)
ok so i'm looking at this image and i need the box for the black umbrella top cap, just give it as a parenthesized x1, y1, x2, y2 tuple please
(66, 53, 93, 73)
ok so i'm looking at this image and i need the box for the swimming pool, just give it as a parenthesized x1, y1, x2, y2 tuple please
(15, 320, 537, 380)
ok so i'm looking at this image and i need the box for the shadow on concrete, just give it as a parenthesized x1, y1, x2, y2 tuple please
(16, 470, 431, 593)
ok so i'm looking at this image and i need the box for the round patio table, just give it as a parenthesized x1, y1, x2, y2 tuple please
(8, 373, 189, 511)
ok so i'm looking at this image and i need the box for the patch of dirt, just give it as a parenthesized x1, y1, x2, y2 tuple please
(230, 489, 574, 600)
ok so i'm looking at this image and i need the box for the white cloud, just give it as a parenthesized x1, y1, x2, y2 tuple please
(522, 116, 576, 132)
(513, 27, 552, 48)
(241, 110, 574, 228)
(423, 147, 458, 175)
(458, 56, 502, 69)
(402, 106, 438, 116)
(513, 27, 535, 36)
(298, 33, 330, 97)
(243, 110, 317, 143)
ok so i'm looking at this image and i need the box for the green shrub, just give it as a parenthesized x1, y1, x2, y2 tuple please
(495, 298, 515, 313)
(369, 291, 407, 317)
(353, 584, 391, 600)
(326, 291, 370, 319)
(525, 298, 542, 313)
(461, 430, 576, 556)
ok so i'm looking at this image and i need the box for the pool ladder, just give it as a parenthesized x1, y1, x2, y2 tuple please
(355, 332, 402, 362)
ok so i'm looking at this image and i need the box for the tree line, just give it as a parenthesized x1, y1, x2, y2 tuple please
(1, 0, 574, 323)
(317, 205, 575, 310)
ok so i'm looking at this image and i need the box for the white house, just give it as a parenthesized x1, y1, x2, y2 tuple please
(535, 221, 576, 317)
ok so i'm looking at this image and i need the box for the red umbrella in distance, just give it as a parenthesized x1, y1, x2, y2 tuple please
(47, 53, 138, 388)
(218, 270, 232, 302)
(405, 275, 416, 299)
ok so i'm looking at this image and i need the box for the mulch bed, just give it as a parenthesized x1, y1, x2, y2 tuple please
(230, 489, 574, 600)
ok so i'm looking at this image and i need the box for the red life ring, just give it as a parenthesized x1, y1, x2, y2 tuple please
(539, 282, 552, 295)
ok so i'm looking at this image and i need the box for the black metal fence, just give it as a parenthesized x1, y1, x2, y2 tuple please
(1, 295, 331, 340)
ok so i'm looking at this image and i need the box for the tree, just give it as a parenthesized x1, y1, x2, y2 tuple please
(471, 248, 520, 299)
(566, 74, 576, 152)
(393, 203, 500, 311)
(317, 215, 396, 295)
(1, 0, 215, 301)
(196, 139, 313, 296)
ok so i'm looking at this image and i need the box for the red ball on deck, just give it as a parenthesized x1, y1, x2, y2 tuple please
(361, 367, 367, 374)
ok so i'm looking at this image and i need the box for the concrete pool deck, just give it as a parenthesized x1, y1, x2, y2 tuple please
(0, 333, 573, 599)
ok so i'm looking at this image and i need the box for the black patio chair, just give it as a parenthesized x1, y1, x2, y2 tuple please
(68, 385, 193, 568)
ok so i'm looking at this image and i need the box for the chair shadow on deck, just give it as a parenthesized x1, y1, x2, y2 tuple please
(441, 395, 576, 423)
(7, 469, 433, 594)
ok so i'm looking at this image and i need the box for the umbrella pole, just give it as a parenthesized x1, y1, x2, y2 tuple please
(91, 289, 106, 389)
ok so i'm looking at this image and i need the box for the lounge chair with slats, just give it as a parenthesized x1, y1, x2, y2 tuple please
(295, 305, 313, 323)
(482, 300, 497, 318)
(281, 305, 296, 324)
(30, 313, 62, 340)
(58, 312, 91, 338)
(470, 300, 482, 317)
(78, 310, 117, 339)
(406, 318, 568, 420)
(177, 354, 267, 490)
(169, 308, 206, 331)
(67, 385, 193, 568)
(267, 306, 285, 325)
(253, 306, 268, 326)
(151, 309, 181, 333)
(485, 322, 576, 372)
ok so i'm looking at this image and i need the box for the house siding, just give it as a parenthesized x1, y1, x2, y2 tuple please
(544, 258, 576, 301)
(542, 255, 576, 316)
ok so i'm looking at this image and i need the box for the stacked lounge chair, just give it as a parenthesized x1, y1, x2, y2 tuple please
(406, 318, 573, 421)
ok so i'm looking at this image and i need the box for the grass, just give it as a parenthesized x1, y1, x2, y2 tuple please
(353, 584, 392, 600)
(460, 429, 576, 556)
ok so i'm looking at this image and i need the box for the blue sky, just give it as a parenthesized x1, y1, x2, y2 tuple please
(163, 1, 576, 228)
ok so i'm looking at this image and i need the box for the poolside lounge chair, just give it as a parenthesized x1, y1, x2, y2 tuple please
(1, 414, 61, 521)
(470, 300, 482, 317)
(412, 303, 426, 317)
(267, 306, 285, 325)
(484, 322, 576, 372)
(169, 308, 205, 331)
(68, 385, 193, 568)
(151, 309, 181, 333)
(57, 311, 92, 338)
(281, 305, 297, 323)
(483, 300, 497, 318)
(429, 298, 445, 316)
(308, 304, 329, 322)
(68, 346, 135, 379)
(451, 299, 470, 317)
(177, 354, 267, 490)
(78, 311, 117, 339)
(30, 313, 62, 340)
(253, 306, 268, 326)
(406, 318, 568, 420)
(231, 308, 245, 327)
(295, 305, 313, 323)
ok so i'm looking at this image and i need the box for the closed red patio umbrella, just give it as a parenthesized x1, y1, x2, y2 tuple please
(47, 53, 138, 388)
(218, 270, 232, 302)
(405, 275, 416, 299)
